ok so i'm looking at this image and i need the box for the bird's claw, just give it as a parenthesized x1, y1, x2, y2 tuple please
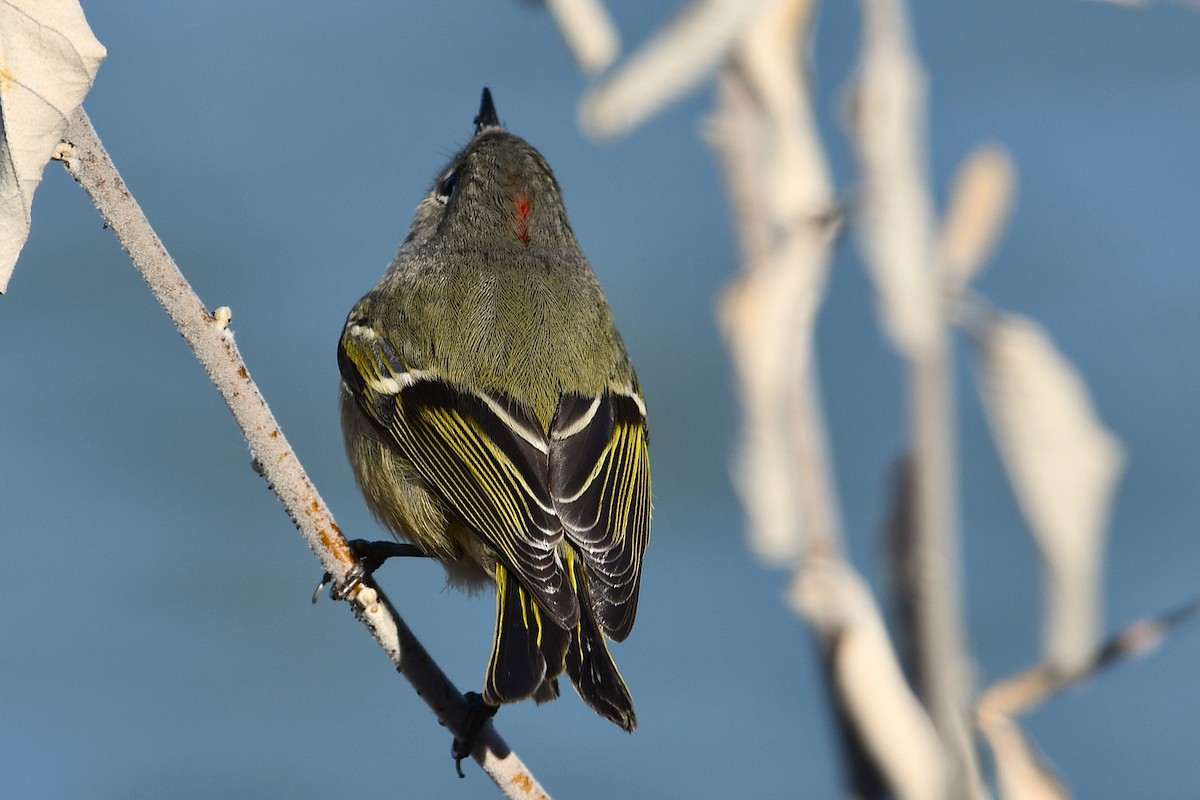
(310, 559, 368, 603)
(310, 539, 428, 603)
(311, 572, 334, 604)
(451, 691, 499, 778)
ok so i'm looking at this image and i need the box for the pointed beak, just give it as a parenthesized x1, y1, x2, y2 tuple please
(474, 87, 502, 134)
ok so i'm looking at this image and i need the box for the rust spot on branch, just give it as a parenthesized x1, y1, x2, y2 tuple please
(317, 526, 353, 564)
(509, 772, 548, 799)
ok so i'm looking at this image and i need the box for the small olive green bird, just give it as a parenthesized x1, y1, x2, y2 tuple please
(338, 89, 651, 734)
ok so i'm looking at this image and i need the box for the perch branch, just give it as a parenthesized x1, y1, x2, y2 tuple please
(53, 106, 548, 800)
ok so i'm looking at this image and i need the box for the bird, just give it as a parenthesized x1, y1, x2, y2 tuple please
(336, 88, 651, 759)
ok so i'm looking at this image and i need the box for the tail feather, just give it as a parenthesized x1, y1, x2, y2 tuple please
(484, 555, 637, 733)
(532, 677, 560, 705)
(484, 563, 569, 706)
(564, 549, 637, 732)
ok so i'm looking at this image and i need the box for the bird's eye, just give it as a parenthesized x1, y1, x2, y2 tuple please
(435, 170, 459, 202)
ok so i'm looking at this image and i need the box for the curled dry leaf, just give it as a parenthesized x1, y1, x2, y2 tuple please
(850, 0, 939, 358)
(792, 560, 947, 800)
(734, 0, 831, 225)
(978, 712, 1068, 800)
(579, 0, 775, 140)
(973, 313, 1124, 673)
(719, 232, 828, 563)
(0, 0, 106, 292)
(710, 0, 839, 564)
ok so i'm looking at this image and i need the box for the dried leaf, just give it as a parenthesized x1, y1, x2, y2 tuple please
(850, 0, 939, 357)
(719, 231, 828, 563)
(940, 145, 1016, 288)
(579, 0, 774, 140)
(544, 0, 620, 75)
(973, 314, 1124, 673)
(710, 1, 839, 564)
(0, 0, 106, 293)
(792, 560, 947, 800)
(979, 714, 1069, 800)
(733, 0, 830, 225)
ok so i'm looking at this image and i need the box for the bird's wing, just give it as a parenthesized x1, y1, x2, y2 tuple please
(550, 390, 651, 642)
(338, 326, 579, 629)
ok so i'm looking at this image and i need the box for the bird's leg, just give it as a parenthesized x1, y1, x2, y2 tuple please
(452, 691, 500, 778)
(312, 539, 428, 603)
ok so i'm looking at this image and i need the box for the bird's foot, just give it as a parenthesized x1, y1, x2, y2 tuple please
(312, 539, 428, 603)
(451, 691, 500, 778)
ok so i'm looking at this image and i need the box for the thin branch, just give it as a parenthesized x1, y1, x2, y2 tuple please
(53, 106, 549, 800)
(977, 597, 1200, 722)
(975, 598, 1200, 800)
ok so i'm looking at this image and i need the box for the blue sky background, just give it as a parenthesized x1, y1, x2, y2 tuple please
(3, 1, 1200, 797)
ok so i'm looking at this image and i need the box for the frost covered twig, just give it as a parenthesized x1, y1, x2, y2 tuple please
(53, 107, 549, 800)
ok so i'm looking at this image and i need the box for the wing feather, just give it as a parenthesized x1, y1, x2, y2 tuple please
(551, 390, 651, 641)
(339, 328, 579, 629)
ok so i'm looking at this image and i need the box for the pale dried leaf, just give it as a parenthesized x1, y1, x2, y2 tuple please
(720, 230, 828, 562)
(544, 0, 620, 74)
(974, 314, 1124, 673)
(0, 0, 106, 292)
(579, 0, 775, 140)
(792, 561, 947, 800)
(710, 0, 841, 564)
(705, 68, 773, 269)
(940, 145, 1016, 288)
(734, 0, 831, 224)
(979, 714, 1069, 800)
(851, 0, 939, 357)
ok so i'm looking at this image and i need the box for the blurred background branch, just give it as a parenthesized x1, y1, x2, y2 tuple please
(709, 1, 947, 797)
(849, 0, 984, 794)
(570, 0, 1191, 797)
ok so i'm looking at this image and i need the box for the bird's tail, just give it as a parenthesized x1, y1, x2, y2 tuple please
(483, 551, 637, 732)
(563, 547, 637, 732)
(484, 563, 569, 707)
